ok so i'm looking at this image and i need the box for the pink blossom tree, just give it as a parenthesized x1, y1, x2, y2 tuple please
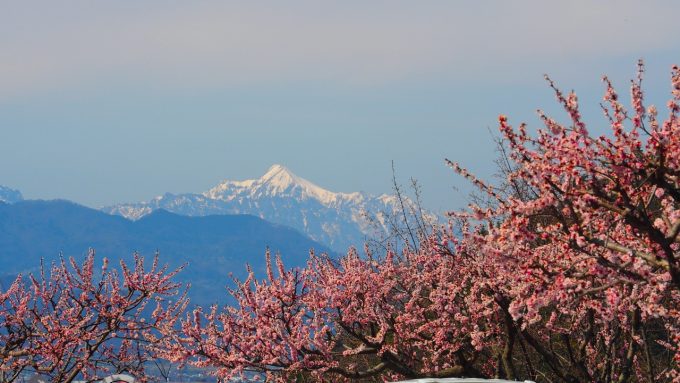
(449, 60, 679, 381)
(0, 251, 186, 383)
(163, 62, 679, 382)
(160, 242, 509, 382)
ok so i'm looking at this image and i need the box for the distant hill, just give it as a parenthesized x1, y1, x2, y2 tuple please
(0, 200, 332, 306)
(104, 164, 436, 252)
(0, 185, 23, 203)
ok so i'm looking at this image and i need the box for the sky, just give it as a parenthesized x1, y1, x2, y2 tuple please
(1, 1, 679, 212)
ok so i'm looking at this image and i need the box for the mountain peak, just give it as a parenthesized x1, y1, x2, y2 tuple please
(257, 164, 342, 204)
(263, 164, 293, 177)
(260, 164, 298, 186)
(103, 165, 435, 252)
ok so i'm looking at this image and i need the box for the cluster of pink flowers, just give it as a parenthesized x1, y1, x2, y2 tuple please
(0, 251, 186, 383)
(451, 60, 680, 382)
(159, 238, 510, 382)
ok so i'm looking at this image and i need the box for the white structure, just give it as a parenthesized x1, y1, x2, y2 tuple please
(72, 374, 136, 383)
(396, 379, 535, 383)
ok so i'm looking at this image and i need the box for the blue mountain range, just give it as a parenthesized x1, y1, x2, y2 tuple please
(0, 199, 331, 306)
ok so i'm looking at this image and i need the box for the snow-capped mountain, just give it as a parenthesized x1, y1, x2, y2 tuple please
(0, 186, 23, 204)
(103, 165, 430, 252)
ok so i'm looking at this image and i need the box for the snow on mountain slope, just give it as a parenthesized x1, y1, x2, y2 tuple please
(103, 165, 433, 252)
(0, 186, 23, 204)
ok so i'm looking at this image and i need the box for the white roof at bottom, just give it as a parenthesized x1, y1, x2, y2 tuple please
(395, 379, 535, 383)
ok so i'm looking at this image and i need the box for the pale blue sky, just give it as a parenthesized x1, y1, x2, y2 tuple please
(1, 1, 679, 212)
